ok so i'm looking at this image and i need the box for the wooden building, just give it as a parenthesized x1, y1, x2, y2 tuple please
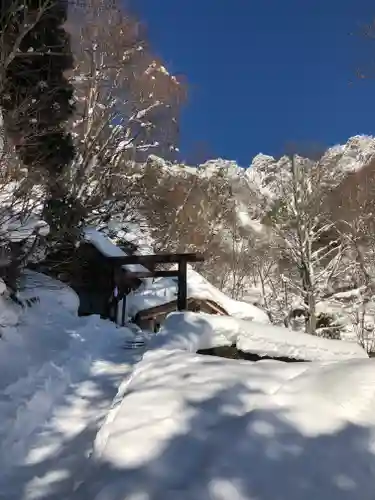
(135, 297, 228, 332)
(48, 228, 206, 325)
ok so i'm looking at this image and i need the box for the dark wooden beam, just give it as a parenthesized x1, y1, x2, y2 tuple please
(105, 266, 116, 321)
(108, 253, 204, 266)
(103, 251, 205, 325)
(121, 294, 127, 327)
(123, 270, 178, 279)
(177, 258, 188, 311)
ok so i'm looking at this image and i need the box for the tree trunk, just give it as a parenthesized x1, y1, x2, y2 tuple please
(306, 291, 317, 335)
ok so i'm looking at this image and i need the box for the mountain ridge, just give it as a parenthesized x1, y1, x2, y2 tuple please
(150, 134, 375, 186)
(145, 134, 375, 226)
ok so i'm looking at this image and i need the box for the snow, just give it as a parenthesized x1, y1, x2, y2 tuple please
(0, 271, 143, 499)
(127, 266, 269, 323)
(76, 347, 375, 500)
(21, 269, 80, 313)
(150, 312, 368, 362)
(83, 227, 149, 274)
(234, 321, 367, 361)
(0, 182, 47, 242)
(235, 201, 265, 234)
(1, 218, 49, 242)
(1, 269, 79, 335)
(106, 218, 155, 255)
(332, 135, 375, 174)
(0, 277, 7, 296)
(149, 312, 233, 353)
(83, 227, 126, 258)
(1, 271, 373, 500)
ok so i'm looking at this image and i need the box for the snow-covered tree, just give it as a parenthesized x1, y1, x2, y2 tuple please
(269, 154, 347, 335)
(64, 0, 184, 216)
(31, 0, 186, 250)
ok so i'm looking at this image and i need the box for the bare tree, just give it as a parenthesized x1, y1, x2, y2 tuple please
(270, 154, 347, 334)
(64, 0, 185, 222)
(140, 157, 234, 256)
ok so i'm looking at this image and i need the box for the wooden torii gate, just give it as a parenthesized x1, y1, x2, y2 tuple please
(105, 252, 204, 325)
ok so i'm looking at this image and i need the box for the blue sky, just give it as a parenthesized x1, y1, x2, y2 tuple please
(129, 0, 375, 166)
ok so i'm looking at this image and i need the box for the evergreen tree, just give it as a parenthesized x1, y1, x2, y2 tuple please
(0, 0, 77, 232)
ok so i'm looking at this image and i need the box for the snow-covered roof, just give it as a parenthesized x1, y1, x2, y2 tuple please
(83, 227, 148, 274)
(83, 227, 127, 258)
(81, 347, 375, 500)
(82, 229, 267, 325)
(150, 312, 368, 362)
(127, 266, 270, 323)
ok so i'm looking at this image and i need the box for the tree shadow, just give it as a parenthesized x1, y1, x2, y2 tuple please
(3, 310, 375, 500)
(0, 342, 143, 500)
(73, 354, 375, 500)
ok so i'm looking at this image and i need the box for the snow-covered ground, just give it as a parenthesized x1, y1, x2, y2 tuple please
(0, 271, 143, 500)
(1, 271, 374, 500)
(76, 341, 375, 500)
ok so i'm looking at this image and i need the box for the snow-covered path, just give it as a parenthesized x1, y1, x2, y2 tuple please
(0, 272, 143, 500)
(2, 362, 141, 499)
(0, 341, 140, 500)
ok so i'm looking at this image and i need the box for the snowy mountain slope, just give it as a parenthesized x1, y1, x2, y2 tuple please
(138, 135, 375, 320)
(146, 134, 375, 227)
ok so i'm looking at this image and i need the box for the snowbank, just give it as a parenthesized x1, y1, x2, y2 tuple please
(149, 312, 232, 353)
(0, 271, 107, 395)
(20, 269, 80, 313)
(128, 266, 269, 323)
(78, 349, 375, 500)
(150, 312, 368, 361)
(235, 320, 367, 361)
(0, 270, 79, 340)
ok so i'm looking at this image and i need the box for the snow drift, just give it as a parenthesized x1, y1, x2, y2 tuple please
(150, 312, 368, 362)
(78, 348, 375, 500)
(74, 309, 373, 500)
